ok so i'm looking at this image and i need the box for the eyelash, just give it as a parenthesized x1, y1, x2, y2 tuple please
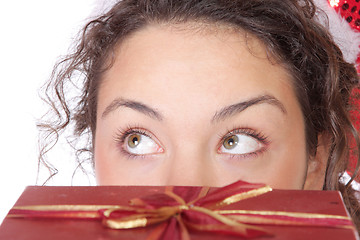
(114, 125, 270, 160)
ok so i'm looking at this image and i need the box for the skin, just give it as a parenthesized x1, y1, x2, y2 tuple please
(94, 24, 327, 189)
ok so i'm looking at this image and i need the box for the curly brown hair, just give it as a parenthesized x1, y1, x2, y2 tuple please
(38, 0, 360, 233)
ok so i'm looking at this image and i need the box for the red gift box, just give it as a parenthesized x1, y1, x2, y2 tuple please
(0, 181, 358, 240)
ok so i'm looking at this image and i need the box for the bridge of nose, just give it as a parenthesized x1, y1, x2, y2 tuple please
(162, 146, 218, 186)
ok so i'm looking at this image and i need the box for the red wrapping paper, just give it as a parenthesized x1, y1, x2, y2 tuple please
(0, 184, 358, 240)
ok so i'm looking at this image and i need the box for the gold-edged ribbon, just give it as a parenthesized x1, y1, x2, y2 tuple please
(8, 181, 354, 240)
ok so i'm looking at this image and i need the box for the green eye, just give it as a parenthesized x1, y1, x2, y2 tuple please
(123, 131, 163, 156)
(128, 134, 141, 148)
(223, 135, 239, 150)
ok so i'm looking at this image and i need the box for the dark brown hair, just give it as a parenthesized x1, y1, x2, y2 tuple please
(39, 0, 360, 232)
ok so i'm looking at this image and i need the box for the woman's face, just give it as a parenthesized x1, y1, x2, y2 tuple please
(94, 24, 324, 189)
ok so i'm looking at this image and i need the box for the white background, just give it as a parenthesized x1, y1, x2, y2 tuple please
(0, 0, 98, 224)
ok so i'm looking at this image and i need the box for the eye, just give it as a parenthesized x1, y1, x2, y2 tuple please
(218, 129, 267, 156)
(124, 132, 163, 155)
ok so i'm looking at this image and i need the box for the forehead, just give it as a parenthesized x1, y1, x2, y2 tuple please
(110, 22, 272, 70)
(98, 23, 297, 121)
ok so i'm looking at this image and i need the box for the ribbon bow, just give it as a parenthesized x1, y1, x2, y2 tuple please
(100, 181, 272, 239)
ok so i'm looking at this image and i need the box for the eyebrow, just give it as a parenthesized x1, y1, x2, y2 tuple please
(101, 98, 163, 121)
(102, 95, 286, 123)
(211, 94, 287, 123)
